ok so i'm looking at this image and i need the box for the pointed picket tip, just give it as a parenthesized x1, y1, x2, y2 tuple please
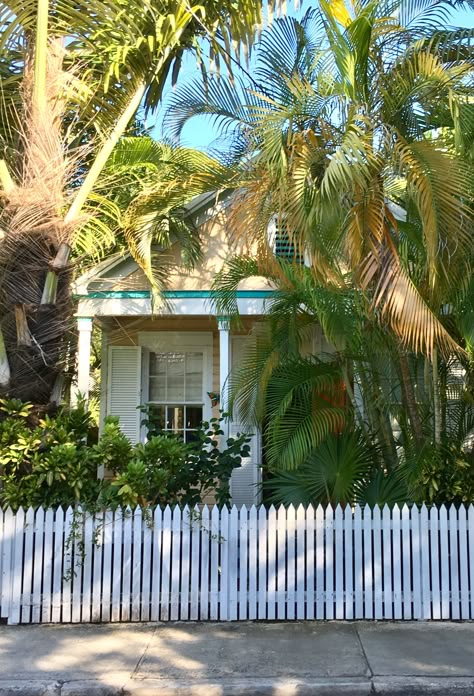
(296, 503, 306, 514)
(240, 504, 248, 515)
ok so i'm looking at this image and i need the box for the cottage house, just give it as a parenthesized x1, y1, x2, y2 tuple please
(74, 192, 329, 506)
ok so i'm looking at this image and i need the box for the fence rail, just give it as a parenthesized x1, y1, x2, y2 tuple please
(1, 504, 473, 624)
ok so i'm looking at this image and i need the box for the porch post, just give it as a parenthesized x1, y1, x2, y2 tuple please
(74, 316, 93, 404)
(217, 317, 231, 432)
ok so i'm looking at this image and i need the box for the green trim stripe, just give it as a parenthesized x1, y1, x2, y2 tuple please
(75, 290, 276, 300)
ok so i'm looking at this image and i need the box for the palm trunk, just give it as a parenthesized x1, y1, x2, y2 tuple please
(398, 349, 424, 447)
(433, 347, 442, 446)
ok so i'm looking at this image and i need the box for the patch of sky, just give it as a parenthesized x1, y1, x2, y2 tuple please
(151, 2, 474, 150)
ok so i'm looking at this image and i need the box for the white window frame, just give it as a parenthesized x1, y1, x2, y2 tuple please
(138, 332, 214, 439)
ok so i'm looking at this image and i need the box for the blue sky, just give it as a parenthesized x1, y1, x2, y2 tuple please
(153, 2, 474, 149)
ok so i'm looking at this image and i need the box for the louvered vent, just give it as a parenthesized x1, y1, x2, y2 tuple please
(107, 346, 142, 443)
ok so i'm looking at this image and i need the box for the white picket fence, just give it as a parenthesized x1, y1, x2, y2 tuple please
(1, 503, 473, 624)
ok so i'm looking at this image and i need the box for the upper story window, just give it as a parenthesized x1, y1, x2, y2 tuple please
(270, 219, 304, 264)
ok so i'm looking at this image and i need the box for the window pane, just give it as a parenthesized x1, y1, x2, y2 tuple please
(167, 353, 185, 401)
(186, 406, 203, 429)
(149, 376, 166, 401)
(148, 404, 166, 430)
(167, 405, 184, 432)
(185, 352, 203, 401)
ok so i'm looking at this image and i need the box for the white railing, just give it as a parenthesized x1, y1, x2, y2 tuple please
(1, 504, 473, 624)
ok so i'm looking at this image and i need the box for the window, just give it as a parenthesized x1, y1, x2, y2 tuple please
(148, 351, 204, 441)
(272, 221, 304, 264)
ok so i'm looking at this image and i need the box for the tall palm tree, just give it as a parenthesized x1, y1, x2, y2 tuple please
(166, 0, 474, 354)
(0, 0, 278, 403)
(165, 0, 474, 445)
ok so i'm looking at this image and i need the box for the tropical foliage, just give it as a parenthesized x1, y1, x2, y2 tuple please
(0, 0, 285, 403)
(166, 0, 474, 505)
(0, 399, 250, 509)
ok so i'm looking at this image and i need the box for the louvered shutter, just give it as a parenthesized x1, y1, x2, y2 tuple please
(107, 346, 142, 443)
(229, 336, 261, 507)
(230, 427, 260, 507)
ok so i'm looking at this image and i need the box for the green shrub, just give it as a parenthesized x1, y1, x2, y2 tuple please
(0, 400, 251, 510)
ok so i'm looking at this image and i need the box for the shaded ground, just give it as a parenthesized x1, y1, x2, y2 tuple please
(0, 621, 473, 694)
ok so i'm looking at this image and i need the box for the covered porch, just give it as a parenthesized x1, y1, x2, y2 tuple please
(75, 289, 272, 506)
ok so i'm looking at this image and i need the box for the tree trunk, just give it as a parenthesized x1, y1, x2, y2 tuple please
(398, 349, 424, 447)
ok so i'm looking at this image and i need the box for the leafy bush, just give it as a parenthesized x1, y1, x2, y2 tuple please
(0, 400, 250, 510)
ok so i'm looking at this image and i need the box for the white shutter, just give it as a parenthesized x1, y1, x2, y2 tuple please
(230, 427, 260, 507)
(107, 346, 142, 443)
(229, 336, 261, 507)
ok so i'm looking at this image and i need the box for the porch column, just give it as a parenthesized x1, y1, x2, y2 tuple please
(74, 317, 93, 403)
(217, 317, 231, 431)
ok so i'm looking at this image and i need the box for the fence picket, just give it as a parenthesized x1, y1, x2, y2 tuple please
(180, 506, 191, 621)
(81, 513, 93, 623)
(51, 507, 64, 623)
(160, 507, 172, 621)
(141, 511, 154, 622)
(92, 512, 104, 622)
(335, 506, 344, 620)
(439, 505, 450, 619)
(287, 505, 296, 620)
(71, 508, 83, 624)
(21, 507, 35, 623)
(420, 505, 431, 620)
(189, 507, 200, 621)
(9, 507, 24, 625)
(401, 505, 411, 619)
(150, 507, 162, 622)
(276, 506, 286, 620)
(170, 507, 181, 621)
(31, 507, 45, 624)
(199, 506, 209, 621)
(392, 506, 402, 620)
(238, 506, 248, 621)
(248, 506, 258, 620)
(267, 506, 277, 620)
(315, 505, 325, 619)
(382, 506, 393, 620)
(353, 506, 363, 619)
(305, 506, 315, 620)
(430, 506, 441, 620)
(449, 505, 460, 620)
(219, 507, 229, 621)
(296, 505, 305, 620)
(343, 506, 353, 620)
(101, 511, 113, 623)
(363, 506, 373, 620)
(111, 509, 123, 622)
(325, 506, 334, 620)
(373, 506, 383, 620)
(121, 510, 132, 621)
(1, 508, 14, 620)
(458, 506, 469, 620)
(228, 506, 239, 621)
(257, 506, 267, 620)
(209, 506, 220, 620)
(412, 507, 422, 620)
(469, 506, 474, 620)
(131, 508, 142, 622)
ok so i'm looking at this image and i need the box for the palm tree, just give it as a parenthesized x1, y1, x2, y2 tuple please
(0, 0, 278, 403)
(165, 0, 474, 447)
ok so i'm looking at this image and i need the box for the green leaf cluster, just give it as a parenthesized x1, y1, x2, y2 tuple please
(0, 400, 250, 510)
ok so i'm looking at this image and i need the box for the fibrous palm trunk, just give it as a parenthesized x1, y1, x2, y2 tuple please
(0, 42, 75, 403)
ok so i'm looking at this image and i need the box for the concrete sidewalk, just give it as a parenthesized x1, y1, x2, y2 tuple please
(0, 622, 473, 695)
